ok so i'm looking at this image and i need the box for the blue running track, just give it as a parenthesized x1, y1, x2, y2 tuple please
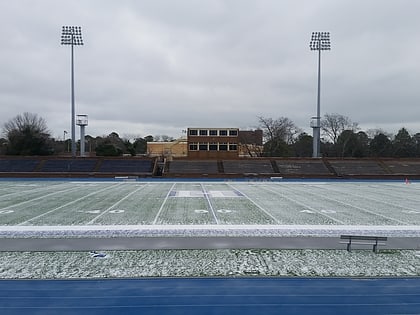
(0, 277, 419, 315)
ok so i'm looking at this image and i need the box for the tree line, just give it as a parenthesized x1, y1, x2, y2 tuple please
(257, 113, 420, 158)
(1, 112, 420, 158)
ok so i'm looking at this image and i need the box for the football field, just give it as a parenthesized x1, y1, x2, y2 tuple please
(0, 179, 420, 236)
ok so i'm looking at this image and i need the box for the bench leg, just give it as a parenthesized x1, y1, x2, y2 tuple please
(373, 243, 378, 253)
(346, 242, 351, 252)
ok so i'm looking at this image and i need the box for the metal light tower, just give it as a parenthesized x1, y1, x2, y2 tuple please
(61, 26, 84, 157)
(310, 32, 330, 158)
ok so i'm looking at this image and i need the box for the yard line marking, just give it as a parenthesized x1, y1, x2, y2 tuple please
(261, 185, 345, 224)
(227, 183, 280, 224)
(18, 183, 121, 225)
(0, 182, 73, 200)
(200, 184, 219, 224)
(152, 183, 176, 225)
(87, 185, 147, 224)
(307, 184, 412, 224)
(0, 186, 81, 211)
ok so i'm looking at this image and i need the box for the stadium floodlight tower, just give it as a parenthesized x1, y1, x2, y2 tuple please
(61, 26, 84, 158)
(76, 114, 88, 157)
(310, 32, 330, 158)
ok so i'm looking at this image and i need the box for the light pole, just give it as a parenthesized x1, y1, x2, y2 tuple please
(61, 26, 83, 157)
(310, 32, 330, 158)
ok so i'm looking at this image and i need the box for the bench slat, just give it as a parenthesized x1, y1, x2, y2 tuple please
(340, 235, 387, 241)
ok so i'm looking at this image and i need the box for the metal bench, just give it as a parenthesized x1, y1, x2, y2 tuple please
(340, 235, 388, 253)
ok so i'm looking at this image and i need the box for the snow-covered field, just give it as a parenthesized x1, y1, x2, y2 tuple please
(1, 180, 420, 230)
(0, 179, 419, 278)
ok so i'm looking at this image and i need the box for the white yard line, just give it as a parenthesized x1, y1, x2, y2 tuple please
(152, 183, 176, 225)
(261, 185, 346, 224)
(311, 184, 412, 224)
(87, 185, 147, 225)
(0, 182, 73, 199)
(200, 183, 219, 224)
(228, 183, 280, 224)
(1, 186, 81, 211)
(18, 183, 120, 225)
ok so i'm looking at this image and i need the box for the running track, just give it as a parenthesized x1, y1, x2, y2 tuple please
(1, 277, 419, 314)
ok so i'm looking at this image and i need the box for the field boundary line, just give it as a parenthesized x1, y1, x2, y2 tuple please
(152, 183, 176, 225)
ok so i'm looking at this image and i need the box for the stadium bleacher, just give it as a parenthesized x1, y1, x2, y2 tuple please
(97, 159, 154, 174)
(222, 160, 274, 175)
(0, 159, 39, 172)
(275, 159, 332, 176)
(40, 159, 98, 172)
(382, 160, 420, 175)
(168, 160, 219, 174)
(0, 156, 420, 179)
(328, 159, 388, 176)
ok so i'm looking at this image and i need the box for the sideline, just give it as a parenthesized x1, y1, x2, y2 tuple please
(1, 236, 420, 251)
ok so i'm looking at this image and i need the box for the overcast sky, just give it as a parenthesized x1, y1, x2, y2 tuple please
(1, 0, 420, 140)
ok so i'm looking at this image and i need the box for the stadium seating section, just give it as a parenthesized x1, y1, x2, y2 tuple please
(223, 160, 274, 174)
(168, 160, 219, 174)
(1, 157, 420, 178)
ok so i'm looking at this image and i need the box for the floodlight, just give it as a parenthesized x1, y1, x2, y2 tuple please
(60, 25, 84, 157)
(309, 31, 331, 158)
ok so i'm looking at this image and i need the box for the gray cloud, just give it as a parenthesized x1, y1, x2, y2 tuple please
(1, 0, 420, 140)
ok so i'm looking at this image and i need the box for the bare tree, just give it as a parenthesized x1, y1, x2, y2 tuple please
(258, 116, 301, 156)
(3, 112, 52, 155)
(258, 116, 301, 145)
(321, 113, 358, 145)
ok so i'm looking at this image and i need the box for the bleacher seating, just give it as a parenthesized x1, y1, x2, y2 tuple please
(98, 159, 153, 174)
(223, 160, 274, 174)
(168, 160, 219, 174)
(0, 159, 39, 172)
(1, 156, 420, 178)
(40, 159, 98, 172)
(382, 160, 420, 175)
(276, 159, 332, 176)
(328, 160, 388, 176)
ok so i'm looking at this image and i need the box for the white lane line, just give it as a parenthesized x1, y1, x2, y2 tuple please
(87, 185, 147, 225)
(228, 183, 280, 224)
(200, 183, 219, 224)
(152, 183, 176, 225)
(19, 184, 120, 225)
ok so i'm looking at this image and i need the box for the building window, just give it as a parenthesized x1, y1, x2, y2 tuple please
(229, 129, 238, 136)
(189, 129, 198, 136)
(209, 129, 218, 136)
(199, 142, 208, 151)
(209, 142, 218, 151)
(219, 143, 228, 151)
(199, 129, 208, 136)
(189, 142, 198, 151)
(229, 143, 238, 151)
(219, 129, 228, 136)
